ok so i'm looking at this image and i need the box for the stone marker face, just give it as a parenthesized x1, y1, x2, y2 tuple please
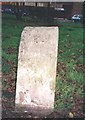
(15, 27, 58, 116)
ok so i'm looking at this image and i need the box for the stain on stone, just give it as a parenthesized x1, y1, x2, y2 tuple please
(36, 41, 38, 43)
(50, 80, 55, 92)
(24, 90, 31, 104)
(19, 91, 24, 104)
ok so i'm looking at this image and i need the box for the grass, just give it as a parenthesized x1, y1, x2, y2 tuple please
(54, 20, 84, 112)
(2, 13, 84, 117)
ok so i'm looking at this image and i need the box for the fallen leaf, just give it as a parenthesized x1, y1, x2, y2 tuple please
(69, 112, 74, 118)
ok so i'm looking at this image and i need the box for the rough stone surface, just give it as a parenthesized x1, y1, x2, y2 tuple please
(15, 27, 58, 116)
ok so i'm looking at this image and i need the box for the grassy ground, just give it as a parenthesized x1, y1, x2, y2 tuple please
(2, 13, 84, 118)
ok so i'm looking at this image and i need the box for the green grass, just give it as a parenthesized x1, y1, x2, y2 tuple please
(2, 13, 84, 114)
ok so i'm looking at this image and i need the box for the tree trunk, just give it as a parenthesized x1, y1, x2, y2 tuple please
(35, 2, 37, 7)
(47, 2, 53, 25)
(47, 2, 50, 21)
(15, 2, 23, 20)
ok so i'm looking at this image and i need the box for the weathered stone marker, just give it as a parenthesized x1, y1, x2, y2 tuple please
(15, 27, 58, 117)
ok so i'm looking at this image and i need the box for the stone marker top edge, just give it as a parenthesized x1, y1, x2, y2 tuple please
(23, 26, 59, 34)
(24, 26, 58, 29)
